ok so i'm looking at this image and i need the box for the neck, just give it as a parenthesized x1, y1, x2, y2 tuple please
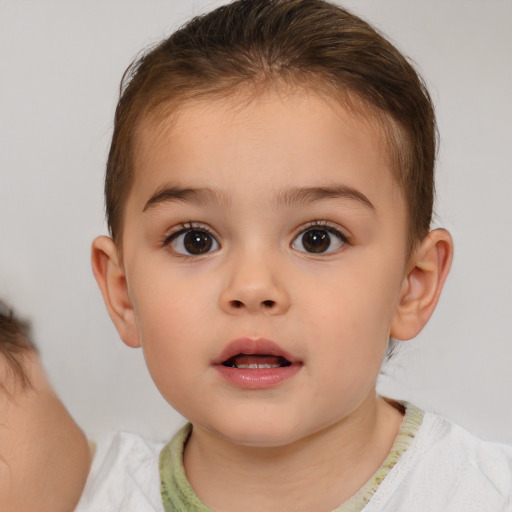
(183, 394, 403, 512)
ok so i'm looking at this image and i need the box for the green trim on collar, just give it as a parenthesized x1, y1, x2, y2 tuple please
(332, 402, 424, 512)
(159, 402, 424, 512)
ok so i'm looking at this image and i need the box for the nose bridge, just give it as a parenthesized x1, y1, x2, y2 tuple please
(220, 244, 290, 314)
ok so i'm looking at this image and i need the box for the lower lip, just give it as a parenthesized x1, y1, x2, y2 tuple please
(214, 364, 302, 389)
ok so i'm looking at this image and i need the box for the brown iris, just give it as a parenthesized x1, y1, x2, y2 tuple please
(301, 229, 331, 253)
(183, 230, 213, 254)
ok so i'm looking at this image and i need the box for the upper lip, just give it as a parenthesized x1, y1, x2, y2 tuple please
(212, 337, 300, 366)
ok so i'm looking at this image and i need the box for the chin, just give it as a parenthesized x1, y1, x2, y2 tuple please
(203, 416, 308, 449)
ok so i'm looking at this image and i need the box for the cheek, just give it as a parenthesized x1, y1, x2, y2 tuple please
(131, 260, 213, 335)
(302, 260, 402, 354)
(137, 298, 200, 359)
(129, 281, 187, 358)
(138, 306, 201, 410)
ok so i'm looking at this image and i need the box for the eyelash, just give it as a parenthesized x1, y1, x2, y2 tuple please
(299, 220, 348, 237)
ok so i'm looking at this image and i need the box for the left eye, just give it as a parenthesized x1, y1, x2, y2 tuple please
(168, 229, 220, 255)
(291, 226, 346, 254)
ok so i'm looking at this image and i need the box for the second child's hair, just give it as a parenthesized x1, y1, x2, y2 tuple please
(0, 301, 35, 390)
(106, 0, 436, 252)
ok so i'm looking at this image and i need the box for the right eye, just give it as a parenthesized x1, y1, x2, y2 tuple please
(166, 227, 220, 255)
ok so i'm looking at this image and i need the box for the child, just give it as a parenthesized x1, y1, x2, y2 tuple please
(80, 0, 512, 510)
(0, 301, 92, 512)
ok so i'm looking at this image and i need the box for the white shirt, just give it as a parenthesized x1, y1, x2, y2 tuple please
(75, 431, 164, 512)
(76, 405, 512, 511)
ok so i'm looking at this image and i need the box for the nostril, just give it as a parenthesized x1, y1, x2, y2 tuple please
(226, 299, 278, 311)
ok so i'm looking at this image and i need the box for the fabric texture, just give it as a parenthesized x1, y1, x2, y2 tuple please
(159, 403, 424, 512)
(76, 404, 512, 511)
(75, 431, 165, 512)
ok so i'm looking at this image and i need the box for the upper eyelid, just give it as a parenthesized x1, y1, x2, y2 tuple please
(162, 222, 219, 245)
(294, 220, 349, 238)
(170, 222, 214, 235)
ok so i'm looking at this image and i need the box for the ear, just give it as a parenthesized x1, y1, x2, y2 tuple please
(91, 236, 141, 348)
(391, 229, 453, 341)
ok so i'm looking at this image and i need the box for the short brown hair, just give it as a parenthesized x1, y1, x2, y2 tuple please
(0, 301, 35, 390)
(106, 0, 436, 251)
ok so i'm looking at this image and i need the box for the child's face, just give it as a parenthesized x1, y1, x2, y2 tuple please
(119, 90, 410, 447)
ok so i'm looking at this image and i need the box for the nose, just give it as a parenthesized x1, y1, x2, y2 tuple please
(219, 251, 291, 315)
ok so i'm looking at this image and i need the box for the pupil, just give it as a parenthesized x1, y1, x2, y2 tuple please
(303, 229, 330, 253)
(184, 230, 212, 254)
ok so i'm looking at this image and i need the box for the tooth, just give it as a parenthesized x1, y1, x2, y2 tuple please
(236, 363, 280, 369)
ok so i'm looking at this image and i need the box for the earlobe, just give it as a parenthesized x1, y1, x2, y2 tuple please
(391, 229, 453, 341)
(90, 236, 141, 348)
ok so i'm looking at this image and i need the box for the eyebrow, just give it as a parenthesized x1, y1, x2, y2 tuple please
(143, 186, 230, 212)
(143, 184, 375, 213)
(275, 185, 375, 212)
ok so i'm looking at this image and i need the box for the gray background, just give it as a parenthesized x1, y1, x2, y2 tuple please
(1, 0, 511, 443)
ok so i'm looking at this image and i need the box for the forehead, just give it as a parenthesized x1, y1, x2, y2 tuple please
(129, 89, 403, 217)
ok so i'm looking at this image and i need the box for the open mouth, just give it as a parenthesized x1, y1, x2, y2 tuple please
(221, 354, 292, 369)
(214, 339, 301, 388)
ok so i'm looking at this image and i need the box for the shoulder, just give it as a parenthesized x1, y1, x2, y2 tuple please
(371, 407, 512, 512)
(419, 411, 512, 490)
(75, 431, 166, 512)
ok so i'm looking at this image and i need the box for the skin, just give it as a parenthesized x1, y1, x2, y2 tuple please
(0, 352, 92, 512)
(93, 89, 452, 511)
